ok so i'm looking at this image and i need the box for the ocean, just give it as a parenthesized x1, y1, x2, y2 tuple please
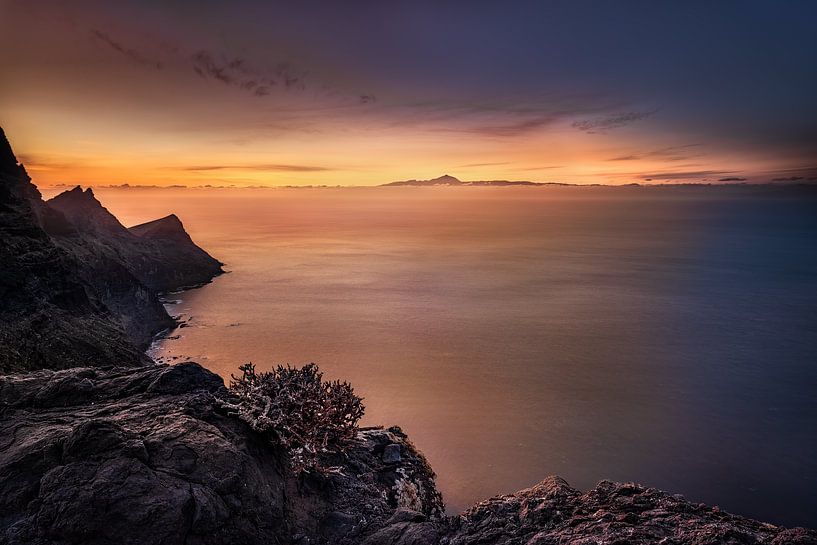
(42, 184, 817, 527)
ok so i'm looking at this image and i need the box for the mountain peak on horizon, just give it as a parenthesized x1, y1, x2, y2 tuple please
(432, 174, 460, 182)
(383, 174, 465, 186)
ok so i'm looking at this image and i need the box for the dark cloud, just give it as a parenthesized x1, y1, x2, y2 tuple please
(639, 169, 735, 180)
(772, 176, 804, 182)
(191, 51, 307, 95)
(573, 111, 656, 134)
(442, 116, 558, 137)
(90, 29, 376, 102)
(90, 29, 163, 69)
(513, 165, 564, 171)
(181, 163, 333, 172)
(608, 144, 701, 162)
(719, 177, 747, 182)
(456, 161, 511, 168)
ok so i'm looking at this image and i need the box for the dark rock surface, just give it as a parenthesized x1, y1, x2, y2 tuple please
(49, 189, 223, 293)
(127, 213, 224, 291)
(0, 126, 222, 371)
(0, 363, 443, 545)
(366, 477, 817, 545)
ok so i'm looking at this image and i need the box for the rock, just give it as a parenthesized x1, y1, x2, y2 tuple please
(145, 361, 224, 394)
(383, 443, 402, 463)
(434, 477, 817, 545)
(0, 363, 444, 545)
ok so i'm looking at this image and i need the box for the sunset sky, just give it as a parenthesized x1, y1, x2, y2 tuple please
(1, 0, 816, 187)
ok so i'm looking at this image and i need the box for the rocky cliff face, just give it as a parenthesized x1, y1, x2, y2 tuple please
(0, 128, 146, 373)
(49, 190, 223, 293)
(0, 127, 222, 371)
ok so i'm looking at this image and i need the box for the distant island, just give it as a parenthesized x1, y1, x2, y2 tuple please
(381, 174, 817, 188)
(381, 174, 571, 187)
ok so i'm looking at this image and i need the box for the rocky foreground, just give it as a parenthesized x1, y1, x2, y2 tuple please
(0, 363, 442, 545)
(1, 363, 814, 545)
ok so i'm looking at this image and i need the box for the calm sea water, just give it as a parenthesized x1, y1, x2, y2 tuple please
(43, 185, 817, 527)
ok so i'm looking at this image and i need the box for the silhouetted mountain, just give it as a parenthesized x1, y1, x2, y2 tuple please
(0, 127, 222, 371)
(49, 186, 130, 235)
(382, 174, 465, 186)
(128, 214, 224, 291)
(0, 128, 145, 372)
(382, 174, 560, 186)
(49, 188, 223, 292)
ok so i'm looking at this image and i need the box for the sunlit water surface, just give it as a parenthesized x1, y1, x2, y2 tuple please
(42, 185, 817, 526)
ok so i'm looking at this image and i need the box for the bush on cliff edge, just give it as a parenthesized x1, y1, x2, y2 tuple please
(222, 362, 365, 473)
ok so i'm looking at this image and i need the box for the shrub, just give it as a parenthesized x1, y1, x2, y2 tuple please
(223, 362, 365, 473)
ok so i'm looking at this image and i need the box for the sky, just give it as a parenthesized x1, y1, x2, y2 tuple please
(1, 0, 816, 187)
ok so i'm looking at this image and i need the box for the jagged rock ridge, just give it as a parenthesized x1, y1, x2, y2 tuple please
(0, 127, 222, 372)
(0, 128, 146, 372)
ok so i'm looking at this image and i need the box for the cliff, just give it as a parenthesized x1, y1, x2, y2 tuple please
(0, 127, 222, 372)
(0, 129, 146, 372)
(127, 214, 224, 291)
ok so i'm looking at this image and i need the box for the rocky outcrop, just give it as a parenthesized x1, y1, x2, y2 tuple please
(367, 477, 817, 545)
(0, 127, 222, 371)
(49, 190, 223, 293)
(126, 213, 224, 291)
(0, 363, 443, 545)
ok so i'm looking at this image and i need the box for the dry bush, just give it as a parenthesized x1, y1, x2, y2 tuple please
(222, 362, 364, 473)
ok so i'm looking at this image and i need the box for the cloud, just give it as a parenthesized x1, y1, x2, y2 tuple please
(90, 29, 163, 69)
(572, 110, 656, 134)
(639, 169, 735, 180)
(718, 177, 747, 182)
(772, 176, 804, 182)
(181, 163, 333, 172)
(89, 29, 375, 102)
(440, 115, 558, 137)
(190, 51, 307, 95)
(455, 161, 511, 168)
(513, 165, 564, 171)
(607, 144, 701, 162)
